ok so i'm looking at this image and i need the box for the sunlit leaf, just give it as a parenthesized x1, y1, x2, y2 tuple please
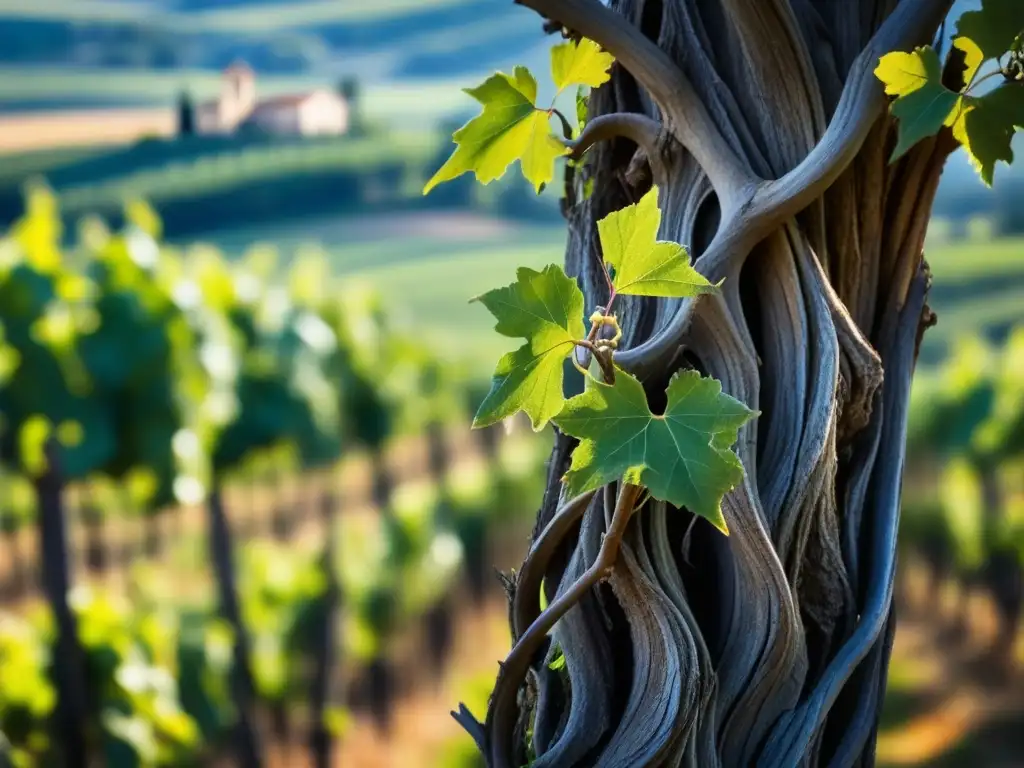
(575, 87, 589, 138)
(598, 186, 717, 298)
(124, 199, 162, 240)
(423, 67, 567, 194)
(55, 420, 83, 448)
(954, 36, 985, 86)
(472, 264, 585, 430)
(876, 46, 959, 161)
(19, 415, 51, 477)
(551, 38, 614, 93)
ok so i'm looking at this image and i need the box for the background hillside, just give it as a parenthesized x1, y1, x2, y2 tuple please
(0, 3, 1021, 767)
(0, 0, 550, 121)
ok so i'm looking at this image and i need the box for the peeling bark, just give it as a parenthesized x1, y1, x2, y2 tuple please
(473, 0, 958, 765)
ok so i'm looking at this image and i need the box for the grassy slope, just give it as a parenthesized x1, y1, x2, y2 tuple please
(197, 214, 567, 374)
(183, 0, 481, 31)
(0, 146, 110, 186)
(192, 215, 1023, 378)
(922, 236, 1024, 362)
(0, 0, 549, 136)
(55, 133, 434, 212)
(0, 67, 322, 106)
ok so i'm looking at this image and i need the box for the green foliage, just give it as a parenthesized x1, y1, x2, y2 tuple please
(239, 542, 328, 704)
(876, 2, 1024, 184)
(598, 187, 716, 298)
(957, 0, 1024, 61)
(423, 68, 567, 195)
(423, 37, 615, 195)
(550, 38, 615, 92)
(554, 370, 756, 533)
(424, 35, 757, 530)
(905, 327, 1024, 572)
(952, 83, 1024, 185)
(340, 478, 466, 661)
(469, 182, 733, 454)
(939, 458, 986, 570)
(0, 611, 54, 766)
(0, 189, 351, 509)
(68, 586, 203, 766)
(471, 264, 586, 431)
(876, 46, 959, 161)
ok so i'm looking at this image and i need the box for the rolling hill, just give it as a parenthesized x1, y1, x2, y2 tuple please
(0, 0, 550, 117)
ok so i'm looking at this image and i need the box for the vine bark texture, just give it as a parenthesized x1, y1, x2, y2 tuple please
(479, 0, 959, 765)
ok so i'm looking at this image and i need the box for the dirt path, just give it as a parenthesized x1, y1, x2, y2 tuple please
(327, 562, 1022, 768)
(878, 567, 1024, 767)
(335, 598, 509, 768)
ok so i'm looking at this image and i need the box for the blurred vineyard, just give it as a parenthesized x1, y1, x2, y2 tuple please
(0, 183, 1021, 767)
(900, 330, 1024, 663)
(0, 187, 546, 767)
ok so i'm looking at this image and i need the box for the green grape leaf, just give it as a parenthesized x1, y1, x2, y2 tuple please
(875, 46, 958, 161)
(554, 369, 756, 533)
(598, 186, 716, 298)
(472, 264, 585, 431)
(876, 46, 942, 97)
(956, 0, 1024, 61)
(0, 326, 20, 383)
(575, 87, 589, 138)
(19, 415, 50, 477)
(548, 646, 566, 671)
(951, 83, 1024, 185)
(423, 67, 567, 194)
(551, 38, 614, 92)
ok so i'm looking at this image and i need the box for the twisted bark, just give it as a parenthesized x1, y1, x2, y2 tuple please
(467, 0, 959, 765)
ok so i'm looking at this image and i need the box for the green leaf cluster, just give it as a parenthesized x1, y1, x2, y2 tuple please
(0, 610, 55, 766)
(598, 187, 717, 298)
(423, 38, 614, 194)
(472, 263, 585, 431)
(0, 188, 369, 512)
(906, 328, 1024, 564)
(555, 371, 755, 533)
(875, 0, 1024, 184)
(470, 183, 753, 530)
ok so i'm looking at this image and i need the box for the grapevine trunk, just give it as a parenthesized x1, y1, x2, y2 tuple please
(34, 441, 88, 768)
(503, 1, 955, 764)
(207, 484, 264, 766)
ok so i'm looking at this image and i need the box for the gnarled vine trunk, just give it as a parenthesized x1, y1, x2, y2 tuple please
(473, 0, 960, 765)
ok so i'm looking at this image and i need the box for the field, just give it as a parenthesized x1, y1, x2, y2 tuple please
(923, 234, 1024, 364)
(199, 213, 567, 373)
(196, 214, 1022, 375)
(0, 0, 547, 140)
(0, 0, 545, 156)
(55, 133, 435, 211)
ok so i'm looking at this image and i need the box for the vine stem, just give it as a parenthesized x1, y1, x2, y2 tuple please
(966, 68, 1006, 93)
(469, 482, 644, 768)
(551, 107, 574, 140)
(512, 490, 598, 638)
(562, 112, 669, 188)
(574, 338, 615, 383)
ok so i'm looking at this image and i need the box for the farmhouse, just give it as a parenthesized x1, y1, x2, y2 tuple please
(195, 62, 349, 137)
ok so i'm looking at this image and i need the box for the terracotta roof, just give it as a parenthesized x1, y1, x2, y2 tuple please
(251, 93, 315, 111)
(248, 90, 344, 114)
(223, 60, 254, 76)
